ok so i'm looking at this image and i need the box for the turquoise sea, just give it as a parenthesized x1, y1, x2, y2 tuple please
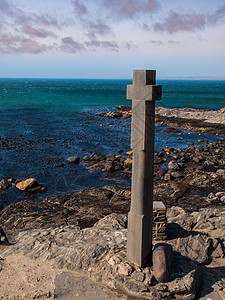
(0, 78, 224, 205)
(0, 79, 225, 112)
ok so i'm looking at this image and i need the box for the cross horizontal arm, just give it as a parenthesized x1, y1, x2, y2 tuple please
(127, 84, 162, 101)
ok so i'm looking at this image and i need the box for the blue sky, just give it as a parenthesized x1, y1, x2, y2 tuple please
(0, 0, 225, 79)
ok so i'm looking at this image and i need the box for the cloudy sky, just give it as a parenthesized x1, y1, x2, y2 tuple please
(0, 0, 225, 79)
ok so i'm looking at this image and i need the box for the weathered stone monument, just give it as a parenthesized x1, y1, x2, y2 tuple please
(127, 70, 162, 267)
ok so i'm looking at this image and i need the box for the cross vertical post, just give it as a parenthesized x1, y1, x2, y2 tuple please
(127, 70, 162, 267)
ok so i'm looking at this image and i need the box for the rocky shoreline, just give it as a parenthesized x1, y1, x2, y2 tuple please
(0, 107, 224, 299)
(97, 105, 225, 134)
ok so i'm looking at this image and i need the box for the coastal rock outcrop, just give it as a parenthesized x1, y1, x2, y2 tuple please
(0, 207, 224, 299)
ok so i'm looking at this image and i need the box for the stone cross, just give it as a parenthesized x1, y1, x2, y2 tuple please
(127, 70, 162, 267)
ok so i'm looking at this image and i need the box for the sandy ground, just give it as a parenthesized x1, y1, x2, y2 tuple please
(0, 254, 59, 299)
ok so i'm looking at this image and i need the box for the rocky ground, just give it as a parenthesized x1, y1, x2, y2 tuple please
(0, 106, 224, 299)
(0, 208, 224, 299)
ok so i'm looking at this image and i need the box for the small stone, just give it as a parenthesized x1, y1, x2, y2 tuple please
(170, 171, 183, 178)
(164, 173, 171, 181)
(0, 179, 9, 190)
(206, 192, 220, 204)
(215, 192, 225, 198)
(216, 169, 225, 176)
(82, 155, 90, 161)
(15, 178, 37, 191)
(118, 262, 134, 276)
(168, 161, 180, 170)
(126, 150, 133, 155)
(153, 243, 173, 283)
(131, 271, 145, 282)
(66, 156, 80, 163)
(7, 178, 15, 183)
(108, 255, 122, 267)
(220, 196, 225, 203)
(124, 157, 132, 167)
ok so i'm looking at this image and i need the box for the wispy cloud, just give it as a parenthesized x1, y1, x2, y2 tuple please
(0, 33, 48, 54)
(149, 40, 163, 45)
(23, 26, 57, 39)
(154, 11, 206, 33)
(103, 0, 160, 19)
(86, 19, 113, 39)
(207, 4, 225, 25)
(0, 0, 224, 56)
(0, 0, 11, 14)
(61, 37, 84, 53)
(85, 39, 119, 51)
(72, 0, 88, 15)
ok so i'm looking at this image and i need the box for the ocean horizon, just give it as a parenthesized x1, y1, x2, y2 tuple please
(0, 78, 225, 112)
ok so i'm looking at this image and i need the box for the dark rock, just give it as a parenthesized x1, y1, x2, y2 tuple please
(116, 105, 131, 111)
(161, 127, 183, 134)
(123, 279, 148, 293)
(27, 185, 44, 193)
(54, 163, 64, 167)
(152, 243, 173, 283)
(0, 179, 9, 190)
